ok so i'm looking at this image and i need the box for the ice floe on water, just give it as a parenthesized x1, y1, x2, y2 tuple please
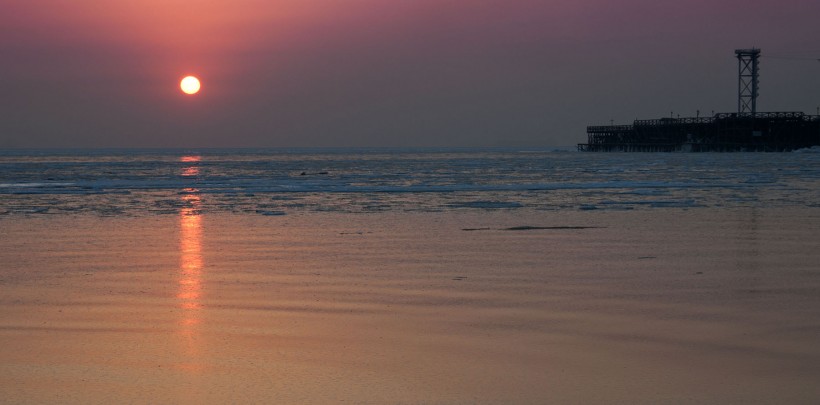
(793, 145, 820, 153)
(0, 149, 818, 215)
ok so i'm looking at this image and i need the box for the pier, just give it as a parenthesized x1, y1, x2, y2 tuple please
(580, 48, 820, 152)
(579, 112, 820, 152)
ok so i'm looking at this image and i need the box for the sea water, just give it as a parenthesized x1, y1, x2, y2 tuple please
(3, 149, 820, 404)
(1, 148, 819, 216)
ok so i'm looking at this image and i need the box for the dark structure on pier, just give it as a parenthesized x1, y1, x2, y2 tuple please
(579, 112, 820, 152)
(579, 49, 820, 152)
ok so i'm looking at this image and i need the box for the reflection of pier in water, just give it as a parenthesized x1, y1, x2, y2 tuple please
(177, 156, 204, 368)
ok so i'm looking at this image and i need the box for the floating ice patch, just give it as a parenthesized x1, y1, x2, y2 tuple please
(0, 182, 75, 188)
(793, 146, 820, 153)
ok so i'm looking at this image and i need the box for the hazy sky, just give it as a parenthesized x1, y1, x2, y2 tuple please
(1, 0, 819, 148)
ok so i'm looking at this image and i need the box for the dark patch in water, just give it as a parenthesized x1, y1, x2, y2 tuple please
(256, 210, 286, 216)
(504, 226, 602, 231)
(449, 201, 523, 209)
(463, 226, 602, 231)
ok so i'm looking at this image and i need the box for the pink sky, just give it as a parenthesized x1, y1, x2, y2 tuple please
(1, 0, 819, 147)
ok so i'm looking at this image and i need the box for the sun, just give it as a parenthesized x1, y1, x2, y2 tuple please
(180, 76, 201, 95)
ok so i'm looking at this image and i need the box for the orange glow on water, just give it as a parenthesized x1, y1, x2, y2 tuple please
(178, 154, 204, 367)
(181, 155, 201, 177)
(179, 194, 202, 307)
(180, 155, 201, 163)
(182, 167, 199, 177)
(181, 166, 199, 177)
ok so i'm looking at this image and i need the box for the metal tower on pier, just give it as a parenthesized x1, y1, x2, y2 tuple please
(735, 48, 761, 115)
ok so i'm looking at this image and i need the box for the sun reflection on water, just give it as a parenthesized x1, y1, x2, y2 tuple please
(179, 194, 202, 309)
(181, 155, 201, 178)
(181, 166, 200, 177)
(177, 156, 204, 370)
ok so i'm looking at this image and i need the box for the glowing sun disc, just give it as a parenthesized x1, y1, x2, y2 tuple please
(180, 76, 201, 95)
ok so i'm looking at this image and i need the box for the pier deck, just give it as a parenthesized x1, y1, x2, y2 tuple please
(579, 112, 820, 152)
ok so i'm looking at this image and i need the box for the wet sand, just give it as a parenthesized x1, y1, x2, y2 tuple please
(1, 208, 820, 404)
